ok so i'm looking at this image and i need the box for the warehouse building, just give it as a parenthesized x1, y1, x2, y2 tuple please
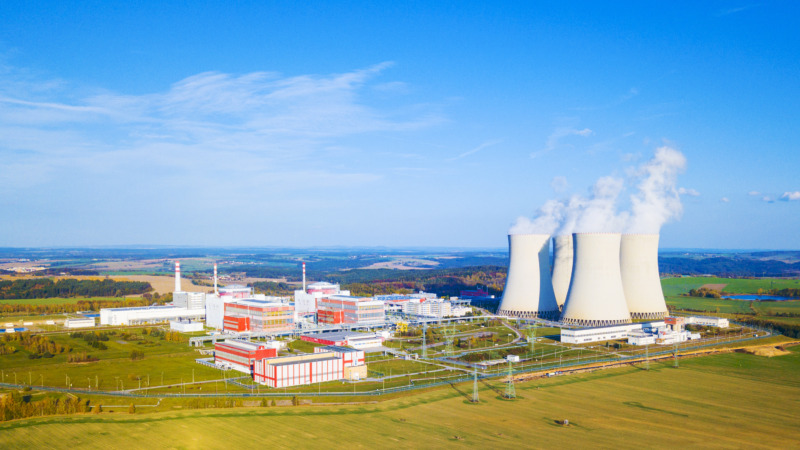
(253, 352, 344, 388)
(100, 305, 204, 326)
(214, 339, 278, 373)
(64, 317, 95, 329)
(687, 316, 730, 328)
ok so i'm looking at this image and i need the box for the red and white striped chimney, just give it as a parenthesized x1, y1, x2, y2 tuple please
(174, 261, 181, 292)
(302, 262, 306, 292)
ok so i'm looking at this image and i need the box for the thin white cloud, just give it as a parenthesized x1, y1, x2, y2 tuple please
(531, 127, 593, 158)
(0, 63, 445, 195)
(762, 196, 775, 203)
(449, 139, 503, 161)
(780, 191, 800, 201)
(748, 191, 761, 196)
(677, 187, 700, 197)
(720, 197, 730, 203)
(716, 5, 759, 16)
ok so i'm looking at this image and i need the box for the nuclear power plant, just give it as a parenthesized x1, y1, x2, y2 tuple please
(499, 231, 667, 326)
(496, 234, 560, 320)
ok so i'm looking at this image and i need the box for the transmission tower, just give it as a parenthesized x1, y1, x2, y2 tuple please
(472, 369, 479, 403)
(443, 322, 455, 357)
(644, 344, 650, 370)
(673, 341, 679, 368)
(526, 325, 538, 355)
(504, 361, 516, 399)
(422, 322, 428, 359)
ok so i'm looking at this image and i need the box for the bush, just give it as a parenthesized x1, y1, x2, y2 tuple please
(130, 349, 145, 360)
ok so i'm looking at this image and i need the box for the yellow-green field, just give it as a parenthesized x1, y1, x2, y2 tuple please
(2, 346, 799, 448)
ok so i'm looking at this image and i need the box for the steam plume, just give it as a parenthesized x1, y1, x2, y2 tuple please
(509, 145, 687, 235)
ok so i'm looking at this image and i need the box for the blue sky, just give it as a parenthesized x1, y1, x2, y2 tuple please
(1, 1, 798, 249)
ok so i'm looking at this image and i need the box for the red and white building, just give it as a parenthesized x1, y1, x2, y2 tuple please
(301, 331, 385, 349)
(222, 299, 295, 334)
(253, 352, 344, 388)
(316, 295, 385, 326)
(214, 339, 278, 373)
(313, 345, 365, 367)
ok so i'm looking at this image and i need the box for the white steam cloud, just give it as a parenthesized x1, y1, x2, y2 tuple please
(509, 146, 687, 236)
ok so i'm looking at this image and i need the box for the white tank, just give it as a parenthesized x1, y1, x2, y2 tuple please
(620, 234, 668, 319)
(551, 235, 573, 310)
(498, 234, 560, 320)
(561, 233, 631, 326)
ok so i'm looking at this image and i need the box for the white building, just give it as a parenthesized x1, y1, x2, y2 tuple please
(100, 305, 204, 326)
(64, 317, 95, 329)
(686, 316, 730, 328)
(173, 291, 207, 310)
(560, 321, 665, 344)
(170, 319, 203, 332)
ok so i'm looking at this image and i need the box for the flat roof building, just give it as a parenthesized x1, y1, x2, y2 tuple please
(100, 305, 204, 326)
(215, 339, 278, 374)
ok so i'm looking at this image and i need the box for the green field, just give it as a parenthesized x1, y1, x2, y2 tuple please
(2, 346, 799, 448)
(662, 276, 800, 296)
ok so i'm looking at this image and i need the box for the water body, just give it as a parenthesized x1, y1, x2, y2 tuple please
(723, 294, 797, 301)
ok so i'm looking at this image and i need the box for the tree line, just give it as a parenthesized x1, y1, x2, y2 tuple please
(0, 278, 152, 299)
(0, 293, 172, 316)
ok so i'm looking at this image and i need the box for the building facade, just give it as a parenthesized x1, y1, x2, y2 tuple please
(222, 299, 295, 334)
(316, 295, 385, 326)
(214, 339, 278, 373)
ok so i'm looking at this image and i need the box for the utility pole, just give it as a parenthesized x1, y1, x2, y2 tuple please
(673, 342, 679, 368)
(645, 344, 650, 370)
(422, 322, 428, 359)
(472, 369, 479, 403)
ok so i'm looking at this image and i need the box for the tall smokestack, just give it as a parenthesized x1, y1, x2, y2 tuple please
(551, 235, 573, 310)
(302, 262, 306, 292)
(175, 261, 182, 293)
(560, 233, 632, 326)
(213, 262, 218, 295)
(497, 234, 560, 320)
(620, 234, 668, 319)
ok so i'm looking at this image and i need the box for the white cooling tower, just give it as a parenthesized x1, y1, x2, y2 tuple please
(620, 234, 668, 319)
(551, 235, 573, 310)
(560, 233, 632, 326)
(498, 234, 560, 320)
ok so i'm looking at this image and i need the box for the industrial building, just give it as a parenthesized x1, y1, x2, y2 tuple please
(316, 295, 385, 326)
(253, 352, 344, 388)
(687, 316, 730, 328)
(302, 331, 385, 349)
(401, 298, 470, 318)
(100, 305, 204, 326)
(314, 346, 368, 380)
(293, 263, 353, 315)
(214, 339, 278, 373)
(560, 321, 665, 344)
(170, 319, 203, 332)
(497, 233, 560, 319)
(560, 233, 633, 327)
(222, 299, 294, 333)
(64, 317, 95, 328)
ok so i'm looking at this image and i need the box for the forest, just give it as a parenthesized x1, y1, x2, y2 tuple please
(0, 278, 152, 299)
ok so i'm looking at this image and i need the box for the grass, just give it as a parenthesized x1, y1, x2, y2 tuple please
(662, 276, 800, 296)
(2, 346, 799, 448)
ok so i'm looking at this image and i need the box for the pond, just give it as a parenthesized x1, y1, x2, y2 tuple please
(723, 294, 798, 301)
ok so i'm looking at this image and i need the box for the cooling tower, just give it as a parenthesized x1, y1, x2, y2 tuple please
(620, 234, 668, 319)
(551, 235, 573, 310)
(560, 233, 632, 326)
(498, 234, 560, 320)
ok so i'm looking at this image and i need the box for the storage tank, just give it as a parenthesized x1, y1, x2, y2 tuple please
(498, 234, 560, 320)
(551, 235, 573, 310)
(560, 233, 631, 326)
(620, 234, 668, 319)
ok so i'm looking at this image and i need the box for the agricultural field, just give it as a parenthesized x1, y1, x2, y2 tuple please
(2, 346, 799, 448)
